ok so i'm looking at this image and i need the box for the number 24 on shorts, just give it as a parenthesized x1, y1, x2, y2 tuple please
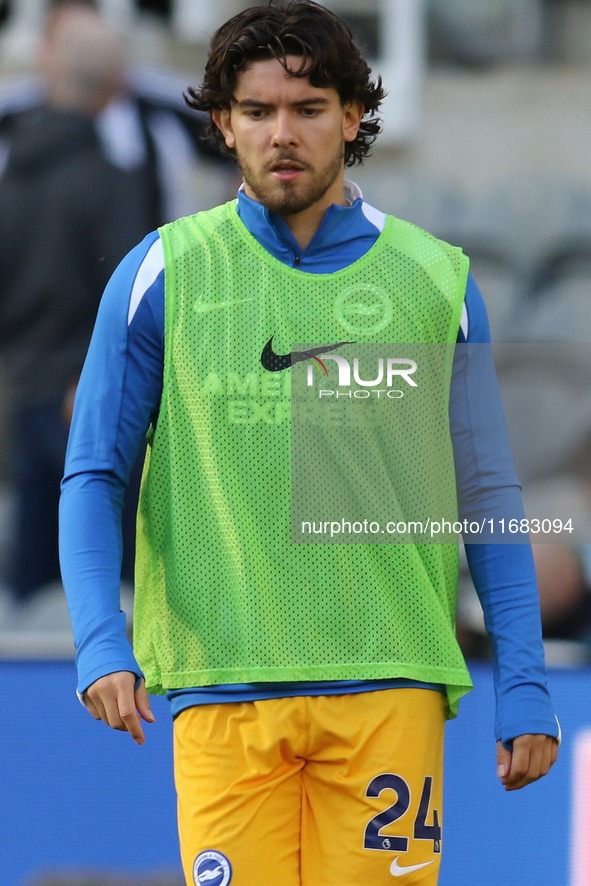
(364, 773, 441, 854)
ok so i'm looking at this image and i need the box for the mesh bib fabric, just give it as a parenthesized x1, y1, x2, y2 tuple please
(134, 201, 473, 716)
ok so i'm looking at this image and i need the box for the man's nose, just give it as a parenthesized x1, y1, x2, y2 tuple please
(271, 109, 298, 147)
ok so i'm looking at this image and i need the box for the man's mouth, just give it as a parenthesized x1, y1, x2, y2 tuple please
(269, 160, 305, 182)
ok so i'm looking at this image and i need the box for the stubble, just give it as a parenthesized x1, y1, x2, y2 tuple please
(236, 140, 345, 215)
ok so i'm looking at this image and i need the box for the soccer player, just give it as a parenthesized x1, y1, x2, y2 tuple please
(59, 3, 559, 884)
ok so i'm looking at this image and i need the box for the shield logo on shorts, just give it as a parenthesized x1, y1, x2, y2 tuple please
(193, 849, 232, 886)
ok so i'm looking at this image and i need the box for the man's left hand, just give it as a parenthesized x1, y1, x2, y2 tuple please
(497, 734, 558, 791)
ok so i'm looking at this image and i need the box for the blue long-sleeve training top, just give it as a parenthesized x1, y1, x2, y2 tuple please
(59, 181, 558, 745)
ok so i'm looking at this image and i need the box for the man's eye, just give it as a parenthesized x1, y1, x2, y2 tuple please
(248, 110, 266, 119)
(301, 108, 319, 116)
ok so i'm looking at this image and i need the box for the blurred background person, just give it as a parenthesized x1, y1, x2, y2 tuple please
(0, 0, 237, 229)
(0, 1, 236, 618)
(0, 5, 151, 609)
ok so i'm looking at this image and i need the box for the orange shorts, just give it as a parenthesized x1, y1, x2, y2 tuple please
(173, 688, 446, 886)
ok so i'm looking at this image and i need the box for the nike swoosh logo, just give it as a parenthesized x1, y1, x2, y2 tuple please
(195, 297, 254, 313)
(260, 337, 354, 372)
(390, 857, 434, 877)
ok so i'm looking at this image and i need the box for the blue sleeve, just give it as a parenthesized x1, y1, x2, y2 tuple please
(59, 231, 165, 695)
(452, 273, 558, 745)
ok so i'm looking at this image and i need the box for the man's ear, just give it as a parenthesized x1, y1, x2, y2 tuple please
(212, 108, 235, 149)
(342, 100, 364, 144)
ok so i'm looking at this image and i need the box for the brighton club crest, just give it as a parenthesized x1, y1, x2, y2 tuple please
(193, 849, 233, 886)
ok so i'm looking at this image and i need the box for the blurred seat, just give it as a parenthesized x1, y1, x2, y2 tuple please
(518, 244, 591, 342)
(351, 167, 466, 239)
(453, 177, 591, 339)
(429, 0, 544, 64)
(493, 343, 591, 482)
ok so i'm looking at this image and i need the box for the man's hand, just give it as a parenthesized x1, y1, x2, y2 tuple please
(497, 734, 558, 791)
(83, 671, 155, 746)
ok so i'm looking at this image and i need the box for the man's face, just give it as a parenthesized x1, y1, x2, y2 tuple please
(213, 56, 363, 215)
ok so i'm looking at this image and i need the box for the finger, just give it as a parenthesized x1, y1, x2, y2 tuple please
(115, 684, 146, 745)
(101, 693, 128, 731)
(135, 679, 156, 724)
(521, 742, 544, 785)
(117, 698, 145, 745)
(540, 738, 554, 777)
(85, 682, 112, 721)
(497, 741, 512, 780)
(85, 691, 109, 724)
(84, 696, 102, 720)
(542, 736, 559, 774)
(503, 741, 531, 790)
(97, 691, 146, 745)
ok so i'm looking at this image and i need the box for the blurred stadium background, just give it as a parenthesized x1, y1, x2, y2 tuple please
(1, 1, 591, 884)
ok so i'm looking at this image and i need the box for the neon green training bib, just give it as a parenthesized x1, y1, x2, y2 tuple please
(134, 200, 473, 716)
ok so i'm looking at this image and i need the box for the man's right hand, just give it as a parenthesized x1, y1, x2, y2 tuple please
(83, 671, 155, 745)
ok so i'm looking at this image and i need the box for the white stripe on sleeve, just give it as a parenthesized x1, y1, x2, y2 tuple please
(460, 302, 468, 339)
(361, 201, 387, 233)
(128, 237, 165, 326)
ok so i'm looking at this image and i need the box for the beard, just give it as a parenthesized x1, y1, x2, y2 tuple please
(236, 140, 345, 215)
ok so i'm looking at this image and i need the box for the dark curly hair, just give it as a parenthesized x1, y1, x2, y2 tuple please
(185, 0, 385, 167)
